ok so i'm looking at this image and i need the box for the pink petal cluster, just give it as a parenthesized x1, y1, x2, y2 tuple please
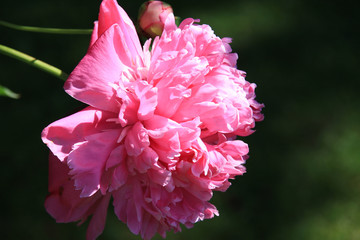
(42, 0, 264, 239)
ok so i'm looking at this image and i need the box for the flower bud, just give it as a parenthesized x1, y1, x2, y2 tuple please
(138, 1, 173, 38)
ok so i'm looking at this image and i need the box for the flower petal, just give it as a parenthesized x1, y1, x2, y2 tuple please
(41, 107, 117, 162)
(98, 0, 143, 60)
(89, 21, 99, 47)
(86, 193, 111, 240)
(67, 129, 121, 197)
(125, 121, 150, 157)
(112, 178, 145, 235)
(45, 153, 102, 223)
(64, 24, 141, 112)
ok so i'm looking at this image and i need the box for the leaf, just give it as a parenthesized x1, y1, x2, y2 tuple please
(0, 85, 20, 99)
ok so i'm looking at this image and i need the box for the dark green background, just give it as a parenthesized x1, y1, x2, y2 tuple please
(1, 0, 359, 239)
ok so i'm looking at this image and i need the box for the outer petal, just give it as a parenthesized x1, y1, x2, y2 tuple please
(86, 193, 111, 240)
(68, 129, 121, 197)
(89, 21, 99, 47)
(97, 0, 143, 60)
(64, 24, 141, 112)
(41, 107, 117, 162)
(112, 178, 144, 235)
(45, 153, 103, 223)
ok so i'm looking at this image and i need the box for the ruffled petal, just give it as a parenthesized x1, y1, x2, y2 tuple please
(144, 115, 200, 163)
(124, 121, 150, 157)
(163, 13, 177, 33)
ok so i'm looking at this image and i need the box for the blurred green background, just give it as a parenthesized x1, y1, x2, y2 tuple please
(1, 0, 359, 239)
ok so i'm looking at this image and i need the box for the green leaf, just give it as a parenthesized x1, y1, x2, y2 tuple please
(0, 85, 20, 99)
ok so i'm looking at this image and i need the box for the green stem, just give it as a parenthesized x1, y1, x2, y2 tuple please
(0, 20, 92, 34)
(0, 44, 68, 81)
(0, 85, 20, 99)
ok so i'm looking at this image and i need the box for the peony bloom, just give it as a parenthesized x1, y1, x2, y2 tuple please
(42, 0, 264, 239)
(138, 1, 173, 38)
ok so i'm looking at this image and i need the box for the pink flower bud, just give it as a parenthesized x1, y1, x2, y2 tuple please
(138, 1, 173, 38)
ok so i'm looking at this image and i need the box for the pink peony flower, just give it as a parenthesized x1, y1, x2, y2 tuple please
(42, 0, 264, 239)
(138, 1, 173, 38)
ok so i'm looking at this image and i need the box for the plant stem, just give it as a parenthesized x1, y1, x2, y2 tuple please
(0, 44, 68, 81)
(0, 20, 92, 34)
